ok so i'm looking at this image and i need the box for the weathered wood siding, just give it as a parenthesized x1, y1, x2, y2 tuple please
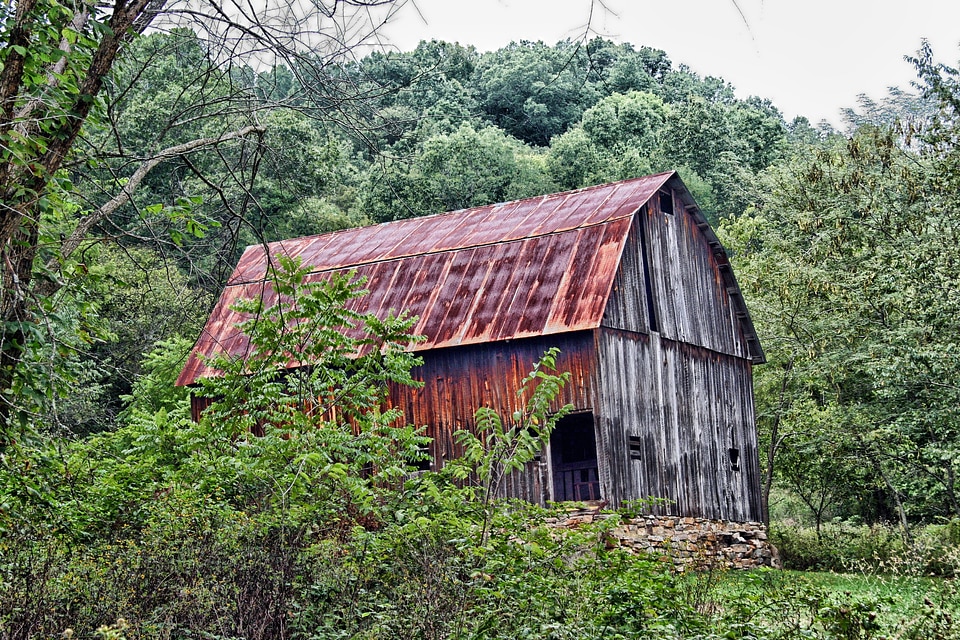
(387, 333, 600, 504)
(190, 395, 215, 423)
(605, 193, 749, 360)
(596, 329, 761, 521)
(596, 192, 761, 520)
(601, 212, 652, 334)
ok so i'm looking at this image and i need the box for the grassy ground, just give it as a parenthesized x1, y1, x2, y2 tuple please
(702, 568, 960, 638)
(804, 570, 956, 616)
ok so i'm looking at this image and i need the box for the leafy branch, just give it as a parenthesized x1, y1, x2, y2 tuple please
(447, 347, 572, 544)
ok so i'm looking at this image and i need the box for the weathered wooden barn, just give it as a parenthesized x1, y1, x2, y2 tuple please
(177, 171, 765, 522)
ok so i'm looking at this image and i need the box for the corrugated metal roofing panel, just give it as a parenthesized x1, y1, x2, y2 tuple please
(227, 173, 675, 286)
(458, 241, 520, 343)
(176, 283, 258, 385)
(228, 244, 268, 285)
(360, 260, 405, 320)
(549, 225, 607, 330)
(435, 248, 494, 346)
(502, 197, 553, 239)
(388, 209, 470, 257)
(489, 238, 546, 341)
(515, 233, 579, 335)
(584, 178, 665, 224)
(575, 218, 636, 327)
(335, 217, 425, 267)
(179, 174, 689, 386)
(530, 191, 600, 236)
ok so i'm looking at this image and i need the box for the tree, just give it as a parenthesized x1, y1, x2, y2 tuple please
(446, 347, 572, 545)
(0, 0, 408, 443)
(358, 39, 480, 141)
(470, 40, 599, 147)
(189, 255, 426, 523)
(547, 90, 668, 189)
(722, 114, 960, 527)
(44, 245, 210, 435)
(661, 95, 786, 218)
(363, 123, 554, 221)
(584, 38, 669, 96)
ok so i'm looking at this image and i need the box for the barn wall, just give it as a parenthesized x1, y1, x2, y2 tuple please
(191, 394, 215, 423)
(387, 332, 600, 504)
(601, 211, 651, 334)
(596, 329, 762, 522)
(637, 193, 750, 360)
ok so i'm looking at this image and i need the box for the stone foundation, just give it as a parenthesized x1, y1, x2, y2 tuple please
(547, 507, 781, 571)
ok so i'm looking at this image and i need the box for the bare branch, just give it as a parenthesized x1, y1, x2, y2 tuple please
(51, 124, 266, 271)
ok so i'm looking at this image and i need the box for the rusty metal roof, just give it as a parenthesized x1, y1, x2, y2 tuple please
(178, 173, 676, 386)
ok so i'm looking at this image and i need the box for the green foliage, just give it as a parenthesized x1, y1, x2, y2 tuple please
(0, 504, 312, 639)
(106, 29, 223, 151)
(546, 91, 668, 189)
(279, 507, 706, 640)
(359, 40, 480, 142)
(446, 347, 572, 542)
(772, 519, 960, 577)
(7, 508, 956, 639)
(363, 123, 555, 221)
(14, 19, 960, 640)
(56, 247, 209, 434)
(660, 96, 775, 216)
(470, 40, 600, 146)
(722, 82, 960, 525)
(185, 255, 426, 525)
(580, 91, 667, 151)
(584, 39, 670, 94)
(119, 337, 194, 419)
(0, 192, 107, 442)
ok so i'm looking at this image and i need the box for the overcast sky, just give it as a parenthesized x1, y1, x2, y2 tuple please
(379, 0, 960, 128)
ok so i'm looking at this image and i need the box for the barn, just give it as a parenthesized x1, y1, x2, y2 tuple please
(177, 171, 765, 522)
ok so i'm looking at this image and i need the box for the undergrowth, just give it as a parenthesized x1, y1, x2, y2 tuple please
(772, 519, 960, 577)
(4, 508, 959, 639)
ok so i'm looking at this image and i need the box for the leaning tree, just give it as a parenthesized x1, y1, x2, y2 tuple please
(0, 0, 409, 442)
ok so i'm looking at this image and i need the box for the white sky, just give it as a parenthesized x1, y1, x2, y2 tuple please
(379, 0, 960, 128)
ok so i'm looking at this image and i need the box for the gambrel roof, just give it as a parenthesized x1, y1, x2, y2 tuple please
(177, 171, 763, 386)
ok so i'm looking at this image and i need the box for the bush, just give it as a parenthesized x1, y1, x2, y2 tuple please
(8, 503, 955, 640)
(772, 519, 960, 577)
(0, 493, 308, 640)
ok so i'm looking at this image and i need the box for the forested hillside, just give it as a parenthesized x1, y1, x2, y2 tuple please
(1, 0, 958, 636)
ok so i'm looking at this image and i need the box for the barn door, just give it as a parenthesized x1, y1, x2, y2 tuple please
(550, 412, 601, 502)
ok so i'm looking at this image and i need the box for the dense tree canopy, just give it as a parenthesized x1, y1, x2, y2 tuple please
(0, 0, 409, 441)
(720, 49, 960, 527)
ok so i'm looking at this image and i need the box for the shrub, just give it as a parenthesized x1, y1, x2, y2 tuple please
(772, 519, 960, 577)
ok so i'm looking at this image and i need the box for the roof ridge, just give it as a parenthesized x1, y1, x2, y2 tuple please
(250, 171, 676, 252)
(231, 211, 638, 287)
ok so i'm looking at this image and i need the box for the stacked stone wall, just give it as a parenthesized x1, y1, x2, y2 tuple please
(548, 508, 780, 570)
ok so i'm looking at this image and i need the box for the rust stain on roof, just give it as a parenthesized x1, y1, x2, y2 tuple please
(178, 173, 675, 386)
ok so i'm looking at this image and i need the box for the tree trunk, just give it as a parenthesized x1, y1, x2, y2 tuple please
(873, 456, 912, 545)
(761, 358, 793, 525)
(0, 223, 41, 440)
(0, 0, 165, 441)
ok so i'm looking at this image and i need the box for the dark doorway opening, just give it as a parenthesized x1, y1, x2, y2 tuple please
(551, 412, 601, 501)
